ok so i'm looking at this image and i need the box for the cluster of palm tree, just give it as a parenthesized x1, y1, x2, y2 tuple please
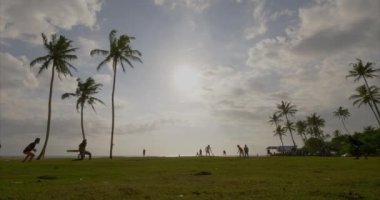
(268, 59, 379, 155)
(269, 101, 298, 151)
(347, 59, 380, 126)
(269, 101, 327, 152)
(30, 30, 142, 160)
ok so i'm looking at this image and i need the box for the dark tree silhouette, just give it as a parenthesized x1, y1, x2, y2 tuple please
(269, 113, 282, 127)
(277, 101, 298, 147)
(62, 77, 104, 140)
(30, 33, 77, 160)
(306, 113, 325, 139)
(347, 59, 380, 119)
(350, 85, 380, 126)
(296, 120, 308, 142)
(90, 30, 142, 159)
(333, 106, 351, 134)
(273, 125, 286, 153)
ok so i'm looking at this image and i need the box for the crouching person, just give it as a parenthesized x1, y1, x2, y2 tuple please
(79, 139, 92, 160)
(22, 138, 40, 162)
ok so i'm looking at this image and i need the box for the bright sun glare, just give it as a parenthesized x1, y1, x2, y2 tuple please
(173, 66, 200, 92)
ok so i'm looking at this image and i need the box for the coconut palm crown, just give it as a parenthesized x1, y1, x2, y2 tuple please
(62, 77, 104, 140)
(333, 106, 351, 134)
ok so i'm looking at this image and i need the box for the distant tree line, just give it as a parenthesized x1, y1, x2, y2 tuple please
(269, 59, 380, 156)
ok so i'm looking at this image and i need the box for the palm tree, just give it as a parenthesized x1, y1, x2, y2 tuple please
(30, 33, 77, 160)
(273, 125, 286, 154)
(62, 77, 104, 140)
(347, 59, 380, 118)
(276, 101, 297, 147)
(296, 120, 308, 142)
(306, 113, 325, 139)
(349, 85, 380, 126)
(90, 30, 142, 159)
(333, 106, 351, 134)
(269, 113, 282, 127)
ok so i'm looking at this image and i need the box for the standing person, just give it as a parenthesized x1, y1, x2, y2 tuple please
(205, 145, 212, 156)
(237, 145, 244, 157)
(22, 138, 40, 162)
(143, 149, 146, 157)
(199, 149, 202, 156)
(223, 150, 226, 156)
(244, 144, 249, 157)
(78, 139, 92, 160)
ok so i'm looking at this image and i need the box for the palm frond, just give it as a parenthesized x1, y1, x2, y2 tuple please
(90, 49, 109, 56)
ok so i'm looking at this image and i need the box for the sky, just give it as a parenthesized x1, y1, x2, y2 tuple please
(0, 0, 379, 157)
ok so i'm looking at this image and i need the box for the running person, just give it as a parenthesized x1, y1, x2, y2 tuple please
(22, 138, 40, 162)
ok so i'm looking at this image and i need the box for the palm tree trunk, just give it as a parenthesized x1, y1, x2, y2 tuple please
(368, 100, 380, 126)
(363, 77, 380, 120)
(110, 61, 117, 159)
(37, 67, 55, 160)
(81, 104, 85, 140)
(279, 135, 284, 155)
(285, 115, 297, 147)
(341, 119, 350, 135)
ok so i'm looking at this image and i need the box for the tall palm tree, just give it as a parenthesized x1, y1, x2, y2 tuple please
(62, 77, 104, 140)
(306, 113, 325, 139)
(350, 85, 380, 126)
(276, 101, 297, 147)
(273, 125, 286, 154)
(90, 30, 142, 159)
(333, 106, 351, 134)
(347, 59, 380, 118)
(269, 113, 282, 127)
(30, 33, 77, 160)
(296, 120, 308, 142)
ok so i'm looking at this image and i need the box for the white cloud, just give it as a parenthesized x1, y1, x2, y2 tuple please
(0, 52, 39, 90)
(78, 36, 100, 58)
(244, 0, 268, 40)
(153, 0, 214, 12)
(93, 74, 112, 85)
(0, 0, 103, 44)
(243, 0, 380, 131)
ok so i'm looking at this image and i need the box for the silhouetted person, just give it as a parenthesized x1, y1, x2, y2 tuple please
(205, 145, 213, 156)
(237, 145, 244, 157)
(244, 144, 249, 157)
(143, 149, 146, 157)
(348, 135, 363, 159)
(223, 150, 226, 156)
(199, 149, 202, 156)
(22, 138, 40, 162)
(78, 139, 91, 160)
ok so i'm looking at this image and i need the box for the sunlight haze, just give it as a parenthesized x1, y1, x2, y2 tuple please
(0, 0, 379, 157)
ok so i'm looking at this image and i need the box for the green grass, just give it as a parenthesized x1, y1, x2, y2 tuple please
(1, 157, 379, 200)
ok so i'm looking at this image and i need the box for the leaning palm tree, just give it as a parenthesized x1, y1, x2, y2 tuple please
(273, 125, 286, 154)
(296, 120, 308, 142)
(62, 77, 104, 140)
(333, 106, 351, 135)
(350, 85, 380, 126)
(30, 33, 77, 160)
(347, 59, 380, 118)
(276, 101, 297, 147)
(90, 30, 142, 159)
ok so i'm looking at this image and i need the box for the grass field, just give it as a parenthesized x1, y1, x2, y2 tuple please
(1, 156, 379, 200)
